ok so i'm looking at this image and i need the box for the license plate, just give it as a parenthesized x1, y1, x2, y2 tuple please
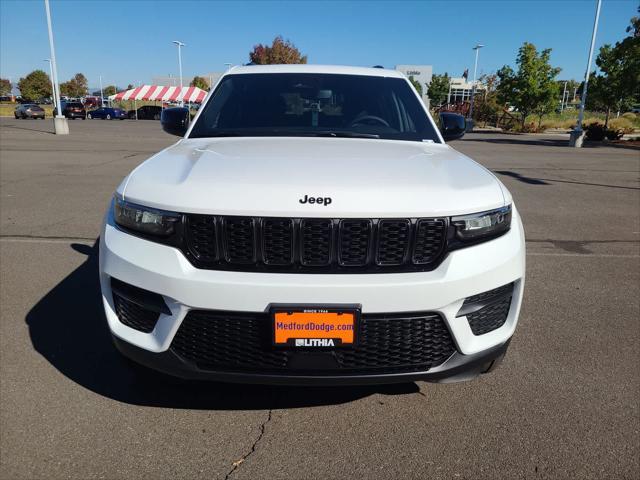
(271, 305, 360, 348)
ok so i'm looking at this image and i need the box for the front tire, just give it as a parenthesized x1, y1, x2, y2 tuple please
(106, 114, 111, 120)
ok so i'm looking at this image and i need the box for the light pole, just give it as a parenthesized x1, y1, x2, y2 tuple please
(467, 43, 484, 132)
(570, 0, 602, 148)
(44, 0, 68, 134)
(172, 40, 185, 105)
(44, 59, 57, 112)
(99, 75, 104, 107)
(561, 81, 568, 112)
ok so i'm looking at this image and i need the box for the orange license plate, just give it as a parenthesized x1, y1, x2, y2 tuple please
(271, 306, 360, 348)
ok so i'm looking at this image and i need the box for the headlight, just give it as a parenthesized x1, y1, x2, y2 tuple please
(114, 197, 180, 237)
(451, 205, 512, 242)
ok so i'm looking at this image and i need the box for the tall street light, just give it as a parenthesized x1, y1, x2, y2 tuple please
(44, 0, 68, 134)
(569, 0, 602, 148)
(172, 40, 185, 105)
(43, 59, 57, 112)
(467, 43, 484, 132)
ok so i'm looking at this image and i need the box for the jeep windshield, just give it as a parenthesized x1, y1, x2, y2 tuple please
(189, 73, 441, 143)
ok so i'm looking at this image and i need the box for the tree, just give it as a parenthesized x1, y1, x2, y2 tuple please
(497, 42, 561, 130)
(249, 36, 307, 64)
(408, 75, 422, 95)
(0, 78, 11, 96)
(190, 75, 209, 90)
(473, 73, 502, 124)
(585, 9, 640, 127)
(126, 84, 134, 90)
(427, 73, 450, 106)
(17, 70, 51, 100)
(60, 73, 88, 98)
(103, 85, 117, 96)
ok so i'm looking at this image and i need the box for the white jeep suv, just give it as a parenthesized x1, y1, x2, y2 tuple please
(99, 65, 525, 385)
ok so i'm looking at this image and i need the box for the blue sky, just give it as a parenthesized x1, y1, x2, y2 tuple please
(0, 0, 637, 89)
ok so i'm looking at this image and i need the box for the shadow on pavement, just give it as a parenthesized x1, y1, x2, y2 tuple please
(25, 241, 419, 410)
(2, 122, 55, 135)
(494, 169, 639, 191)
(463, 135, 640, 151)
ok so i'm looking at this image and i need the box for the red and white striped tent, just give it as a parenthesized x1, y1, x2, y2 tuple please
(109, 85, 208, 103)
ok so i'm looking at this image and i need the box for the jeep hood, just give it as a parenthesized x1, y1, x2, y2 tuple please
(120, 137, 507, 217)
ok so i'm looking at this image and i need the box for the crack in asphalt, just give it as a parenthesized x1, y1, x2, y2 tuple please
(224, 408, 274, 480)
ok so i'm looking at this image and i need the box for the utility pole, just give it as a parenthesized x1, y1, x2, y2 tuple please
(467, 43, 484, 132)
(561, 81, 568, 112)
(44, 0, 68, 134)
(44, 59, 57, 112)
(569, 0, 602, 147)
(99, 75, 104, 106)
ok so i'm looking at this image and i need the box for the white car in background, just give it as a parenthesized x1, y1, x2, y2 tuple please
(99, 65, 525, 385)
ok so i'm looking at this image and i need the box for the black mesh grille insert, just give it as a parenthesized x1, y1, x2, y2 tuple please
(413, 219, 447, 264)
(300, 219, 332, 266)
(183, 215, 448, 273)
(461, 283, 514, 336)
(113, 293, 160, 333)
(224, 217, 256, 263)
(262, 218, 293, 265)
(339, 220, 371, 266)
(377, 220, 410, 265)
(186, 215, 217, 264)
(170, 310, 455, 375)
(467, 296, 512, 335)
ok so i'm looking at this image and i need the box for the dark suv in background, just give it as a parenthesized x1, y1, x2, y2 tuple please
(128, 105, 162, 120)
(53, 101, 86, 119)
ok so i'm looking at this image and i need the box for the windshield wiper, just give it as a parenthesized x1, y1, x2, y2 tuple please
(310, 131, 380, 139)
(190, 130, 380, 139)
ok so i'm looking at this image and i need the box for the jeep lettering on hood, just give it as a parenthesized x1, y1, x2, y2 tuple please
(120, 137, 507, 217)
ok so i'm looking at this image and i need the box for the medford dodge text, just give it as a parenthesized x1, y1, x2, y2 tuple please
(99, 65, 525, 384)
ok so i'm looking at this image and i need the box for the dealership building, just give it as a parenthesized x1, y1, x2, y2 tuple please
(394, 65, 433, 107)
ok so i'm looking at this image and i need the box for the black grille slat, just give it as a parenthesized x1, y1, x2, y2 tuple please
(413, 219, 446, 264)
(186, 215, 218, 264)
(223, 217, 256, 263)
(300, 219, 332, 266)
(376, 220, 410, 265)
(170, 310, 455, 374)
(183, 215, 448, 273)
(262, 218, 294, 265)
(339, 220, 372, 266)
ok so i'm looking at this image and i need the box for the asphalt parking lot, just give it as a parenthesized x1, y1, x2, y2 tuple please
(1, 117, 638, 479)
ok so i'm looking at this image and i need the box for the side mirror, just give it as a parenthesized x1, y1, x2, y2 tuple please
(161, 107, 190, 136)
(439, 112, 466, 141)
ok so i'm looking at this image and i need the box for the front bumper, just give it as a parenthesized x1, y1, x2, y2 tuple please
(99, 204, 525, 384)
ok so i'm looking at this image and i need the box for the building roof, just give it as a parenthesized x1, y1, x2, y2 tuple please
(228, 64, 405, 78)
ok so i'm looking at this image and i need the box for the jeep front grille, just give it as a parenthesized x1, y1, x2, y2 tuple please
(183, 215, 447, 273)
